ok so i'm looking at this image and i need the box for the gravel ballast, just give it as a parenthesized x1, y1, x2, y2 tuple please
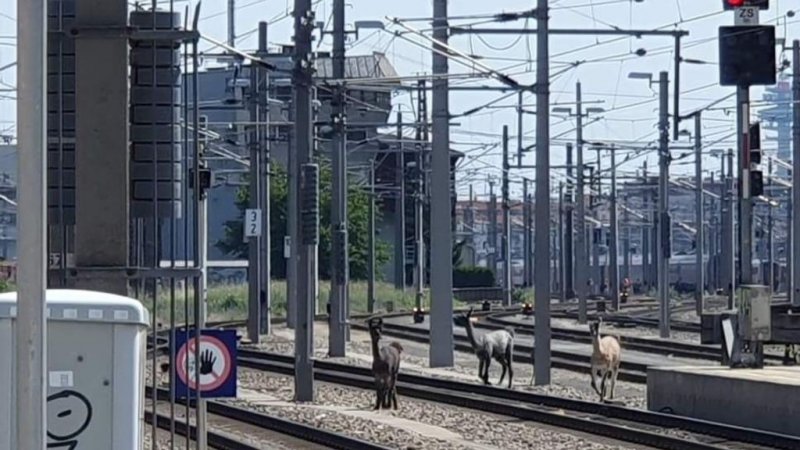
(250, 322, 647, 409)
(233, 367, 640, 450)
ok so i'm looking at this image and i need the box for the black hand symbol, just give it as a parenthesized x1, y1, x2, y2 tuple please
(199, 350, 216, 375)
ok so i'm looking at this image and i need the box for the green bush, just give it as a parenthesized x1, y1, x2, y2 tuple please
(452, 266, 495, 288)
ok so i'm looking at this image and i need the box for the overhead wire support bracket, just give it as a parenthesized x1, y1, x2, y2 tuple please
(200, 32, 279, 71)
(495, 8, 539, 22)
(64, 26, 201, 43)
(387, 17, 528, 91)
(449, 27, 688, 37)
(449, 25, 689, 137)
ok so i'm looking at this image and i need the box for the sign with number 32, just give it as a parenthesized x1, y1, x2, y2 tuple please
(244, 208, 262, 237)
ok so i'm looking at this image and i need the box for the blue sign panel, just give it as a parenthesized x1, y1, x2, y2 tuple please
(175, 329, 237, 398)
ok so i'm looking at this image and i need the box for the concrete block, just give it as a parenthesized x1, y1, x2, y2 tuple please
(130, 86, 181, 105)
(48, 0, 76, 17)
(47, 113, 75, 131)
(132, 67, 182, 86)
(47, 188, 75, 207)
(47, 36, 75, 56)
(131, 180, 181, 200)
(130, 124, 180, 143)
(47, 93, 76, 113)
(48, 207, 76, 226)
(47, 16, 76, 30)
(130, 162, 181, 181)
(130, 201, 181, 219)
(47, 54, 75, 73)
(129, 10, 181, 29)
(647, 365, 800, 437)
(129, 48, 180, 67)
(48, 168, 76, 188)
(47, 130, 76, 140)
(47, 74, 76, 93)
(131, 143, 182, 162)
(131, 105, 180, 124)
(47, 148, 76, 169)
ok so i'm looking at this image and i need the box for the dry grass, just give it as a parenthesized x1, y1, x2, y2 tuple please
(141, 280, 435, 323)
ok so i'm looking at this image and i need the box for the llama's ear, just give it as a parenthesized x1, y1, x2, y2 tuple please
(467, 307, 474, 317)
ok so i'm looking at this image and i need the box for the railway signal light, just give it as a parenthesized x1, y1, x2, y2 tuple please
(719, 25, 776, 87)
(748, 122, 764, 197)
(722, 0, 769, 9)
(413, 307, 426, 323)
(749, 122, 762, 165)
(750, 170, 765, 197)
(522, 302, 533, 316)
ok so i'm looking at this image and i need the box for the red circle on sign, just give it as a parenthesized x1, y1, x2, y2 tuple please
(176, 335, 232, 392)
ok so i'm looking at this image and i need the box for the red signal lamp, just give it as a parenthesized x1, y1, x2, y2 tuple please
(722, 0, 769, 9)
(522, 302, 533, 316)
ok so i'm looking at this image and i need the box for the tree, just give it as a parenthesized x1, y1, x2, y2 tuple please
(216, 163, 391, 280)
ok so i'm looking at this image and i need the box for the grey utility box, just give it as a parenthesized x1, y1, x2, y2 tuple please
(0, 289, 150, 450)
(737, 284, 772, 341)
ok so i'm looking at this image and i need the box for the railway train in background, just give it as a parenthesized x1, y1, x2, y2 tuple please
(496, 253, 785, 294)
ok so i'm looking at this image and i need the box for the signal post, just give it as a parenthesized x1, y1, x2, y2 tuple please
(717, 0, 774, 367)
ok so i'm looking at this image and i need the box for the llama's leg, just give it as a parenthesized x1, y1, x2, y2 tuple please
(389, 372, 399, 410)
(506, 357, 514, 388)
(505, 346, 514, 388)
(498, 360, 507, 385)
(609, 367, 619, 399)
(590, 366, 600, 396)
(374, 386, 382, 410)
(600, 370, 610, 401)
(478, 358, 485, 383)
(382, 378, 392, 409)
(483, 358, 492, 385)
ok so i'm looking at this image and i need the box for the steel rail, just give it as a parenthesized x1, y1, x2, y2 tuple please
(145, 410, 261, 450)
(239, 350, 800, 450)
(485, 314, 719, 360)
(148, 387, 392, 450)
(368, 320, 650, 383)
(482, 314, 787, 365)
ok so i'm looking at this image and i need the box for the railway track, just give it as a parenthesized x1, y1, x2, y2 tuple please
(146, 319, 394, 450)
(145, 410, 260, 450)
(482, 313, 788, 365)
(144, 305, 795, 449)
(369, 319, 650, 383)
(145, 374, 389, 450)
(238, 349, 800, 450)
(486, 313, 720, 359)
(146, 386, 391, 450)
(553, 306, 703, 333)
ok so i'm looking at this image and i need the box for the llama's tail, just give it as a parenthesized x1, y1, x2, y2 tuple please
(505, 326, 516, 338)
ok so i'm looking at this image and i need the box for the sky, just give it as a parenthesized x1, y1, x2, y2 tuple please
(2, 0, 800, 200)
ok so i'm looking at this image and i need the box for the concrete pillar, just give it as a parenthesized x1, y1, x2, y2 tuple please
(73, 0, 130, 294)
